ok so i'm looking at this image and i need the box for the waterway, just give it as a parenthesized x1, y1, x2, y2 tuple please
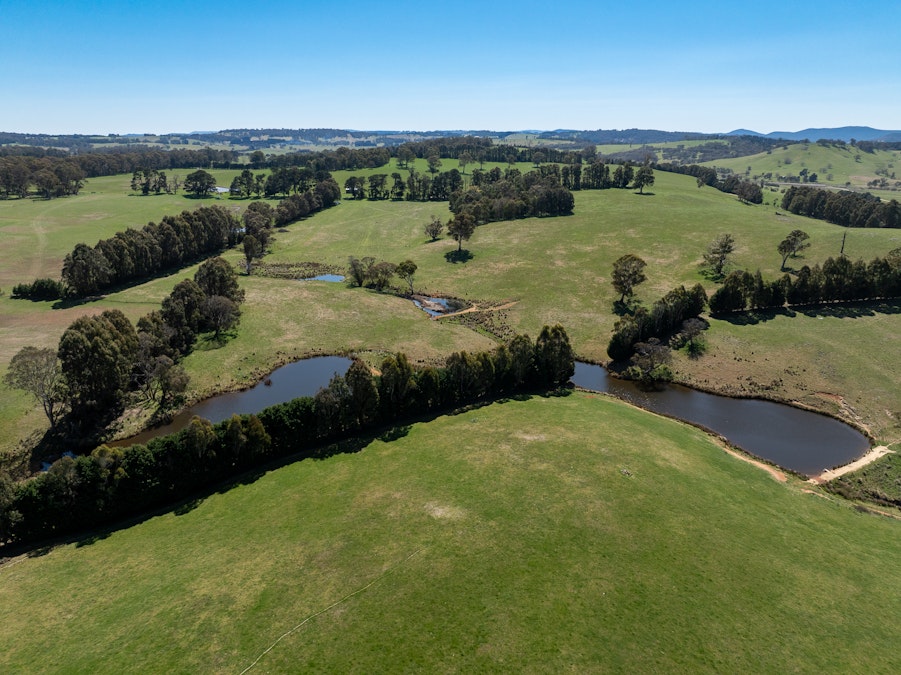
(571, 362, 869, 476)
(112, 356, 870, 477)
(111, 356, 352, 447)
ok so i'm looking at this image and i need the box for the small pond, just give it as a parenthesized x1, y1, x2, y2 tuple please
(571, 361, 870, 476)
(299, 274, 345, 282)
(111, 356, 352, 447)
(412, 296, 451, 316)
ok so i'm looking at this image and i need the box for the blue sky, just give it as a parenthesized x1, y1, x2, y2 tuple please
(1, 0, 898, 134)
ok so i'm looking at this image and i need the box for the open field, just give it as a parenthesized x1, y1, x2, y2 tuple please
(3, 166, 901, 457)
(2, 392, 901, 672)
(0, 170, 264, 290)
(701, 142, 901, 196)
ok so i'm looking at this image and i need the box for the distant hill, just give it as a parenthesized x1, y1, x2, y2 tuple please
(726, 126, 901, 142)
(539, 128, 711, 145)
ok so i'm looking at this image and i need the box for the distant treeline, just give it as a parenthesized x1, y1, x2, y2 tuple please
(607, 285, 708, 361)
(780, 186, 901, 228)
(708, 254, 901, 314)
(0, 148, 238, 198)
(0, 326, 575, 548)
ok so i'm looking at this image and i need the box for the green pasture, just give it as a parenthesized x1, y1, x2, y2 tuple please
(673, 303, 901, 445)
(0, 169, 267, 290)
(4, 167, 901, 455)
(2, 393, 901, 672)
(702, 142, 901, 194)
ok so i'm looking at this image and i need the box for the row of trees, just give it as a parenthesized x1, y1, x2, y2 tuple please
(23, 170, 338, 298)
(708, 253, 901, 314)
(781, 186, 901, 229)
(59, 205, 243, 296)
(273, 178, 341, 225)
(344, 168, 466, 202)
(0, 326, 574, 546)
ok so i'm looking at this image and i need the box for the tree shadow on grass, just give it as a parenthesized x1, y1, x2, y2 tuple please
(52, 294, 103, 310)
(795, 299, 901, 319)
(196, 329, 239, 350)
(715, 307, 795, 326)
(714, 299, 901, 326)
(445, 249, 474, 264)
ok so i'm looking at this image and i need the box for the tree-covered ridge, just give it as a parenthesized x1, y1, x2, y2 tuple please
(0, 326, 575, 547)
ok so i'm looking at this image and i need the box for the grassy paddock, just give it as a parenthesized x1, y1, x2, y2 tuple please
(3, 167, 901, 453)
(2, 393, 901, 672)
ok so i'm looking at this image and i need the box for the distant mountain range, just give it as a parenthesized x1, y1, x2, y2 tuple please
(727, 126, 901, 143)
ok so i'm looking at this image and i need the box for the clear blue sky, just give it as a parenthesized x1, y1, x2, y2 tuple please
(2, 0, 898, 135)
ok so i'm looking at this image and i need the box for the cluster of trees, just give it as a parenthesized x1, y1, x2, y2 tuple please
(448, 167, 575, 224)
(708, 252, 901, 314)
(228, 169, 266, 198)
(0, 156, 85, 198)
(607, 285, 708, 361)
(345, 257, 417, 292)
(59, 205, 243, 297)
(130, 168, 180, 195)
(781, 186, 901, 228)
(5, 257, 246, 438)
(272, 178, 341, 226)
(0, 326, 574, 546)
(11, 277, 66, 300)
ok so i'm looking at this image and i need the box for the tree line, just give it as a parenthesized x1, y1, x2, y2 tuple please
(0, 147, 240, 198)
(780, 186, 901, 229)
(0, 325, 575, 547)
(708, 253, 901, 314)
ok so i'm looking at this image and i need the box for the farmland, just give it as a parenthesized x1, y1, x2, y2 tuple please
(3, 392, 901, 672)
(3, 162, 901, 466)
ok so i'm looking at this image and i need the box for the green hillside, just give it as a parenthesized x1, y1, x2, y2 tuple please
(701, 142, 901, 196)
(3, 166, 901, 463)
(2, 393, 900, 672)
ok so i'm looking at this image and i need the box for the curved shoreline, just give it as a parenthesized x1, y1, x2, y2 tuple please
(809, 446, 893, 484)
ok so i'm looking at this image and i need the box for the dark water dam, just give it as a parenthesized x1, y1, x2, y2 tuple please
(571, 362, 869, 476)
(113, 356, 869, 477)
(112, 356, 353, 447)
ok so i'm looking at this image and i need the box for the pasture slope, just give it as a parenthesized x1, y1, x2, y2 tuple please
(3, 392, 901, 672)
(701, 142, 901, 198)
(2, 165, 901, 461)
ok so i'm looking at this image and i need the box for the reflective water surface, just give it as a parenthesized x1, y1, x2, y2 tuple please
(571, 362, 869, 476)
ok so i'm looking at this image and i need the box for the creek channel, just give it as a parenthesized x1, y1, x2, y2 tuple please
(112, 357, 870, 477)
